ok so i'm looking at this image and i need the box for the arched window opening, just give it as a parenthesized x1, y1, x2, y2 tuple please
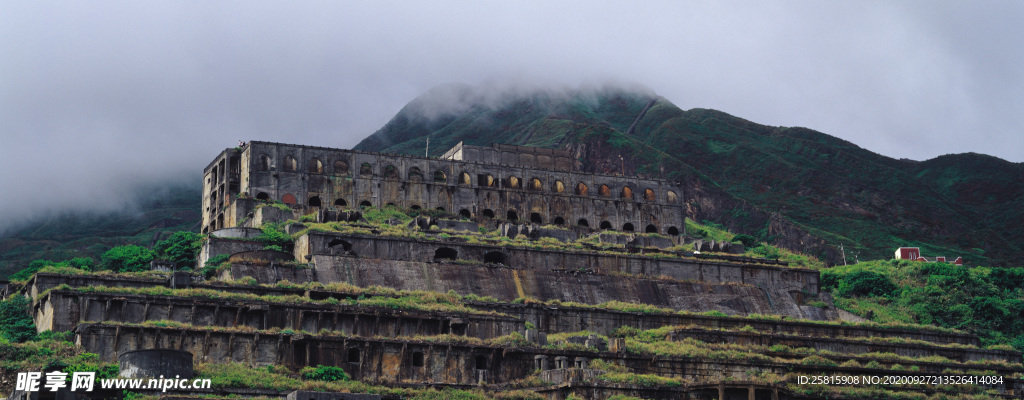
(484, 251, 507, 265)
(328, 239, 353, 252)
(257, 154, 271, 171)
(334, 198, 347, 207)
(383, 165, 400, 180)
(482, 209, 495, 218)
(475, 355, 488, 370)
(359, 200, 372, 208)
(478, 174, 496, 187)
(529, 178, 543, 191)
(308, 196, 322, 207)
(623, 223, 635, 232)
(283, 156, 297, 171)
(434, 247, 458, 262)
(553, 217, 565, 226)
(360, 163, 373, 177)
(621, 186, 633, 199)
(459, 172, 472, 186)
(599, 185, 611, 197)
(667, 226, 680, 236)
(308, 158, 323, 173)
(459, 209, 472, 219)
(282, 193, 297, 204)
(575, 183, 588, 196)
(506, 176, 521, 189)
(645, 224, 658, 233)
(507, 210, 519, 222)
(644, 189, 656, 201)
(434, 170, 447, 183)
(411, 205, 421, 210)
(436, 207, 446, 212)
(577, 219, 589, 227)
(408, 167, 424, 182)
(552, 180, 565, 193)
(348, 348, 360, 364)
(256, 192, 269, 201)
(666, 191, 678, 203)
(530, 213, 543, 224)
(600, 221, 612, 230)
(333, 160, 349, 175)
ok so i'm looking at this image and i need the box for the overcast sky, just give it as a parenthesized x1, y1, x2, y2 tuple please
(2, 1, 1022, 232)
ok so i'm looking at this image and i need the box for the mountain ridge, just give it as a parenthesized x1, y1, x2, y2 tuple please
(355, 83, 1024, 266)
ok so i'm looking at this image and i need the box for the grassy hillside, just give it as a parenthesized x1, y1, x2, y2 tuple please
(355, 84, 1024, 267)
(0, 185, 201, 280)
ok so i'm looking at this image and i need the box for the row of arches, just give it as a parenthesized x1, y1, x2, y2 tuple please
(255, 192, 681, 235)
(433, 247, 507, 265)
(256, 155, 678, 203)
(257, 154, 344, 174)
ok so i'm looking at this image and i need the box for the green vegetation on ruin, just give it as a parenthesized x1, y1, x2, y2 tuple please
(30, 264, 972, 337)
(821, 259, 1024, 351)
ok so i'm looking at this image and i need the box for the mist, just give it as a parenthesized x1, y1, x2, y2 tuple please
(2, 1, 1023, 234)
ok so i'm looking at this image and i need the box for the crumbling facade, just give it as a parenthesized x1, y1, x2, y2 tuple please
(202, 141, 686, 236)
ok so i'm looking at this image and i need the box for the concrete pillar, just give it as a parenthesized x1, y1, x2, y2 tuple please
(718, 383, 725, 400)
(748, 385, 755, 400)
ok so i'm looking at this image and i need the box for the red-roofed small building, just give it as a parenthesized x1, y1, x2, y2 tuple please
(894, 247, 963, 265)
(895, 247, 921, 260)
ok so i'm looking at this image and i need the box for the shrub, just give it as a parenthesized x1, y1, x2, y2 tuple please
(731, 234, 757, 248)
(0, 295, 37, 343)
(299, 365, 350, 381)
(153, 231, 202, 269)
(799, 355, 838, 367)
(201, 254, 231, 279)
(9, 259, 55, 281)
(837, 270, 897, 297)
(101, 245, 155, 273)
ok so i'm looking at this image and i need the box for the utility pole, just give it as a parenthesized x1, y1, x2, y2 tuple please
(426, 138, 430, 157)
(840, 243, 848, 266)
(619, 155, 624, 175)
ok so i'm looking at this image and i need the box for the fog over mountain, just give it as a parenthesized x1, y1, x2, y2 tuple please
(2, 1, 1023, 234)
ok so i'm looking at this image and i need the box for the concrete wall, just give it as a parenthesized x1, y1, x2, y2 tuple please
(197, 237, 266, 270)
(298, 233, 821, 294)
(308, 255, 814, 318)
(74, 323, 1024, 394)
(30, 273, 980, 347)
(39, 290, 521, 339)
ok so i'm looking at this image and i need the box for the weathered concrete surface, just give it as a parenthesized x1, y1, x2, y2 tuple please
(219, 262, 316, 284)
(37, 288, 1009, 364)
(29, 273, 979, 346)
(469, 303, 982, 347)
(75, 323, 1024, 394)
(298, 233, 822, 294)
(198, 237, 266, 270)
(119, 349, 194, 378)
(38, 290, 521, 339)
(310, 255, 817, 319)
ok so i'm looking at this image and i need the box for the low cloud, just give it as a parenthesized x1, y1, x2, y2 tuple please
(1, 1, 1021, 233)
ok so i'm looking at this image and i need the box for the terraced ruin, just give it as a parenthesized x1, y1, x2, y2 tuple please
(3, 141, 1023, 400)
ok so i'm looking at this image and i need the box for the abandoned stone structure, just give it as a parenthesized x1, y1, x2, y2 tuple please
(202, 141, 686, 236)
(8, 141, 1024, 400)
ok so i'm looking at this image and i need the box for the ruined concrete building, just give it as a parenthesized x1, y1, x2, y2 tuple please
(10, 140, 1023, 400)
(202, 141, 685, 236)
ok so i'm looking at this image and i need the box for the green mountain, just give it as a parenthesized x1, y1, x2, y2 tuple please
(0, 185, 202, 279)
(355, 84, 1024, 266)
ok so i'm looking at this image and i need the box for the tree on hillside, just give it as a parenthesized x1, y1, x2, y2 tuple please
(154, 231, 203, 269)
(101, 245, 154, 273)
